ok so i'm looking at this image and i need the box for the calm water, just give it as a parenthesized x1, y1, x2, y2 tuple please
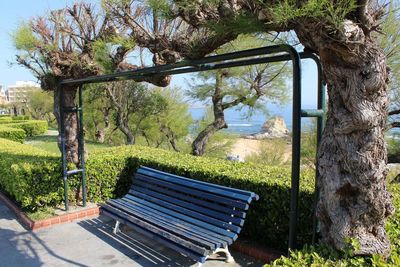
(189, 104, 311, 135)
(190, 105, 400, 136)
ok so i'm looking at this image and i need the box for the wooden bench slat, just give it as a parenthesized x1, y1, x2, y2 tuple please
(129, 188, 242, 233)
(101, 204, 210, 256)
(139, 167, 259, 201)
(110, 199, 227, 249)
(132, 179, 245, 226)
(107, 200, 219, 250)
(118, 197, 233, 245)
(101, 209, 207, 263)
(133, 179, 246, 219)
(124, 194, 238, 240)
(135, 173, 249, 210)
(100, 167, 259, 265)
(132, 178, 246, 218)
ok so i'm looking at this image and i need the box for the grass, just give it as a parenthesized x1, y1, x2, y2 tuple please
(25, 134, 110, 154)
(25, 207, 56, 221)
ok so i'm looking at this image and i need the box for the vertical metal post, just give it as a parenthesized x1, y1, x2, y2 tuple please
(308, 54, 326, 244)
(78, 85, 87, 207)
(285, 46, 302, 251)
(59, 85, 69, 211)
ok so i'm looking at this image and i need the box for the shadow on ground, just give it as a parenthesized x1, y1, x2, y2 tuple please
(78, 216, 264, 267)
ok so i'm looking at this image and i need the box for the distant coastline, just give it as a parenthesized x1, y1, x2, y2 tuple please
(189, 105, 400, 137)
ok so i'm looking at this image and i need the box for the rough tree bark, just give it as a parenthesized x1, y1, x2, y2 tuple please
(163, 0, 395, 257)
(94, 107, 111, 143)
(54, 86, 79, 165)
(295, 21, 394, 255)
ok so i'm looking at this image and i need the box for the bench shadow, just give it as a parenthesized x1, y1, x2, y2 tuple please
(78, 216, 197, 266)
(78, 216, 264, 267)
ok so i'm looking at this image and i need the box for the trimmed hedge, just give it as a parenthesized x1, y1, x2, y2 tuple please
(85, 145, 316, 250)
(0, 120, 47, 139)
(0, 139, 314, 249)
(0, 138, 62, 209)
(0, 126, 26, 143)
(9, 120, 48, 136)
(12, 115, 30, 120)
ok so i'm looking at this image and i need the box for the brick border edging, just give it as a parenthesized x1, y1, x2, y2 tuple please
(0, 191, 99, 231)
(231, 241, 283, 263)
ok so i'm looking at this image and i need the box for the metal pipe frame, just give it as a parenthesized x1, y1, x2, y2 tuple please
(59, 44, 326, 251)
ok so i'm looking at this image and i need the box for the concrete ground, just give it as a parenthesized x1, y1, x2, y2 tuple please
(0, 201, 264, 267)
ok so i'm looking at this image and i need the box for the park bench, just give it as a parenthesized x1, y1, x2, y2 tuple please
(100, 166, 259, 266)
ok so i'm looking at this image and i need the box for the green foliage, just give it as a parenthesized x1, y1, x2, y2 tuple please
(136, 87, 193, 151)
(209, 13, 266, 35)
(12, 115, 31, 121)
(268, 0, 358, 30)
(387, 133, 400, 158)
(0, 126, 27, 143)
(0, 119, 47, 142)
(8, 120, 48, 137)
(0, 137, 314, 249)
(86, 144, 315, 249)
(25, 90, 54, 126)
(13, 22, 40, 52)
(92, 40, 114, 74)
(92, 36, 135, 74)
(0, 116, 12, 121)
(245, 139, 289, 166)
(266, 182, 400, 266)
(301, 122, 318, 169)
(0, 138, 63, 210)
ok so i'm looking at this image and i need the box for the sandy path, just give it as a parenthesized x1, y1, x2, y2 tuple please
(230, 138, 292, 162)
(230, 138, 263, 159)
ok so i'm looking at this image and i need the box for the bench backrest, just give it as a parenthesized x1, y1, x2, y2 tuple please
(128, 166, 259, 239)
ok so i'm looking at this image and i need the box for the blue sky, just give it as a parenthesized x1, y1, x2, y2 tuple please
(0, 0, 320, 108)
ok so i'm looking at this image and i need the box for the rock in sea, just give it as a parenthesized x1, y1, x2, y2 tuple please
(243, 116, 289, 140)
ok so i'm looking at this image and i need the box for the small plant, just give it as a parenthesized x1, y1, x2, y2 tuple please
(245, 139, 289, 166)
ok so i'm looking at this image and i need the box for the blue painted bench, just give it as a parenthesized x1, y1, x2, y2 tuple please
(100, 166, 259, 266)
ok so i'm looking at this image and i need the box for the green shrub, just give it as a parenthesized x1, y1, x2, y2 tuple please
(0, 138, 314, 249)
(0, 114, 11, 117)
(0, 138, 63, 210)
(0, 119, 47, 141)
(0, 119, 16, 124)
(12, 115, 30, 120)
(85, 145, 316, 250)
(266, 183, 400, 266)
(9, 120, 48, 136)
(0, 116, 11, 121)
(0, 126, 26, 143)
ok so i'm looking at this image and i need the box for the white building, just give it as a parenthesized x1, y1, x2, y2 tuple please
(7, 81, 41, 103)
(0, 86, 6, 105)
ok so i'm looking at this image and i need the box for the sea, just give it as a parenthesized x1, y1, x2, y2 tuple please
(189, 105, 400, 137)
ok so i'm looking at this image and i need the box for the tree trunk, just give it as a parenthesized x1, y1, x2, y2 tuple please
(192, 71, 229, 156)
(295, 25, 394, 255)
(54, 86, 79, 165)
(94, 108, 111, 143)
(116, 112, 135, 145)
(192, 107, 227, 156)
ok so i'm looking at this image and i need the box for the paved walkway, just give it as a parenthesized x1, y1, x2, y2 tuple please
(0, 201, 263, 267)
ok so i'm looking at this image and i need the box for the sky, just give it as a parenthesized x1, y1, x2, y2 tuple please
(0, 0, 321, 108)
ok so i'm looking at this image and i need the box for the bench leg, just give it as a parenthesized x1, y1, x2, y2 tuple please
(214, 247, 235, 263)
(113, 220, 120, 234)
